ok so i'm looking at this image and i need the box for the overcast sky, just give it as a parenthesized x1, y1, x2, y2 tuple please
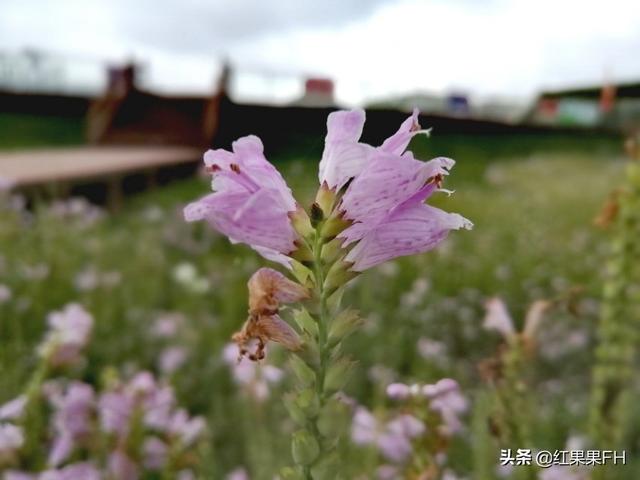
(1, 0, 639, 105)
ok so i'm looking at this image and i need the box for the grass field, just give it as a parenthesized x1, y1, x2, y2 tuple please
(0, 113, 84, 150)
(1, 128, 637, 478)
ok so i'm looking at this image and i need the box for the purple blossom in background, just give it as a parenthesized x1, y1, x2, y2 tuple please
(226, 467, 250, 480)
(423, 379, 468, 435)
(150, 313, 185, 339)
(0, 284, 12, 304)
(376, 465, 400, 480)
(386, 383, 411, 400)
(169, 409, 206, 446)
(108, 449, 138, 480)
(483, 297, 516, 339)
(184, 136, 298, 267)
(48, 382, 95, 467)
(222, 343, 284, 401)
(38, 304, 93, 368)
(350, 407, 425, 463)
(0, 396, 26, 421)
(158, 346, 188, 375)
(177, 470, 196, 480)
(98, 390, 133, 438)
(143, 437, 168, 470)
(351, 407, 379, 445)
(3, 471, 35, 480)
(39, 462, 101, 480)
(0, 423, 24, 462)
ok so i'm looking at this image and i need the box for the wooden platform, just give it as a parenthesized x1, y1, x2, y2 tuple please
(0, 145, 201, 187)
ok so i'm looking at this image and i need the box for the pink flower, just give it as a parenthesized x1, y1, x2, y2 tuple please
(169, 409, 206, 446)
(376, 430, 413, 463)
(0, 423, 24, 460)
(351, 407, 379, 445)
(150, 313, 185, 338)
(321, 109, 472, 271)
(108, 450, 138, 480)
(0, 396, 26, 421)
(40, 462, 101, 480)
(385, 383, 411, 400)
(158, 347, 188, 375)
(226, 467, 250, 480)
(98, 391, 133, 437)
(0, 284, 11, 304)
(143, 437, 168, 470)
(222, 343, 284, 401)
(48, 382, 95, 467)
(351, 407, 425, 464)
(39, 304, 93, 368)
(386, 414, 426, 439)
(376, 465, 400, 480)
(342, 183, 471, 271)
(319, 108, 429, 190)
(423, 379, 468, 435)
(184, 136, 298, 267)
(483, 298, 516, 339)
(319, 109, 372, 190)
(3, 472, 35, 480)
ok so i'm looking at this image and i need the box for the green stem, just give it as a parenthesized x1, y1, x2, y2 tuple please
(303, 233, 330, 480)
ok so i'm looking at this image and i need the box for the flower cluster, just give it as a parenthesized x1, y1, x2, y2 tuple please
(351, 408, 426, 463)
(185, 108, 471, 272)
(1, 305, 206, 479)
(385, 379, 468, 435)
(351, 379, 467, 478)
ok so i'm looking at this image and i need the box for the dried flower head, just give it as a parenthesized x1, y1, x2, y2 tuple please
(232, 268, 308, 361)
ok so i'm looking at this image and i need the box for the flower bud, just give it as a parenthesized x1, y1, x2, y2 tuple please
(291, 429, 320, 466)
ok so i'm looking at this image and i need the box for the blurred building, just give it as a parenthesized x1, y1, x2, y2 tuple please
(86, 63, 216, 146)
(292, 78, 335, 107)
(530, 81, 640, 132)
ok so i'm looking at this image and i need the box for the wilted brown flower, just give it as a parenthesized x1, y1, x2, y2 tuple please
(233, 268, 309, 361)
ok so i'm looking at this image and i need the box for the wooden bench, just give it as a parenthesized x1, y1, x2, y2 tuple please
(0, 145, 201, 208)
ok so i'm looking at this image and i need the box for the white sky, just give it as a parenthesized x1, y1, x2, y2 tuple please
(1, 0, 639, 105)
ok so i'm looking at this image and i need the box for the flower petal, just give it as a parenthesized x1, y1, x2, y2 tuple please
(345, 189, 472, 271)
(319, 109, 373, 189)
(340, 153, 455, 243)
(380, 108, 423, 155)
(185, 188, 297, 254)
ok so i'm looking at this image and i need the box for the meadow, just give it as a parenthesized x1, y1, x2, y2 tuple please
(1, 129, 638, 479)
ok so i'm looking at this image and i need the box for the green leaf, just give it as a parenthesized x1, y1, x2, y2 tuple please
(323, 261, 358, 296)
(289, 355, 316, 387)
(295, 387, 320, 417)
(292, 429, 320, 466)
(284, 392, 308, 426)
(293, 309, 319, 338)
(324, 357, 357, 395)
(280, 466, 305, 480)
(289, 206, 314, 238)
(290, 260, 314, 287)
(295, 336, 321, 369)
(328, 309, 362, 347)
(317, 397, 351, 439)
(310, 451, 341, 480)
